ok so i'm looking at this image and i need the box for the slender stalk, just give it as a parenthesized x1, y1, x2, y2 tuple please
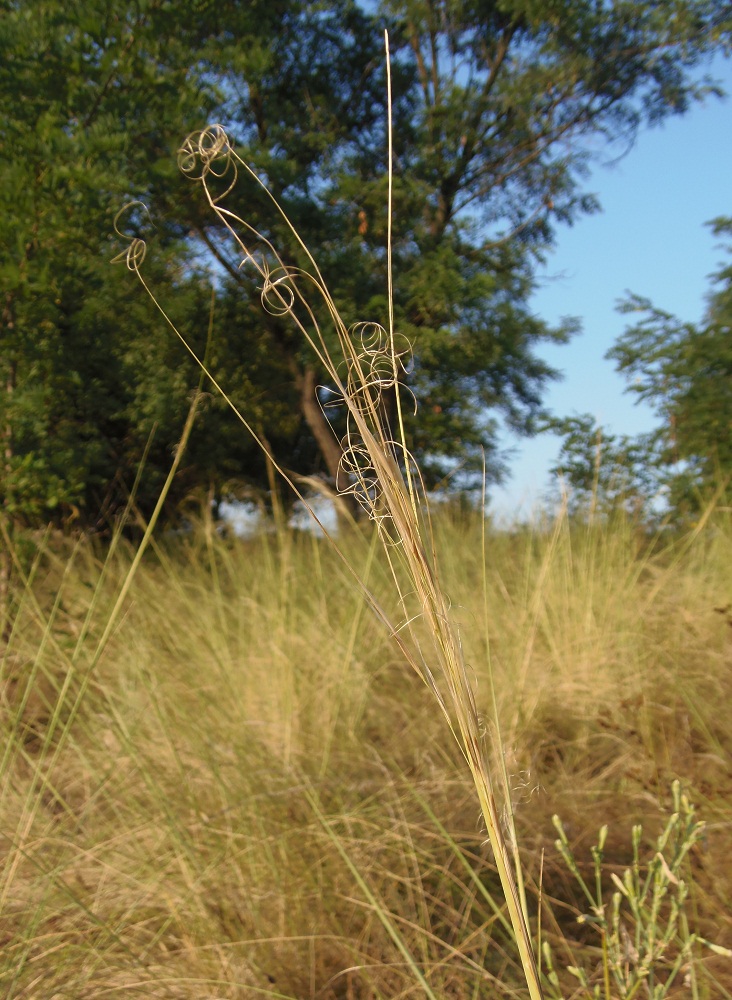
(385, 31, 418, 524)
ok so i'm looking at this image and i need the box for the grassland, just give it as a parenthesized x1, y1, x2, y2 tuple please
(1, 505, 731, 998)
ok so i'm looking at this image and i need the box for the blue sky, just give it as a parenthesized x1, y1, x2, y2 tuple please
(490, 55, 732, 519)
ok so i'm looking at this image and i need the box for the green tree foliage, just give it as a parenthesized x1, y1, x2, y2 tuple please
(607, 217, 732, 513)
(1, 0, 731, 529)
(0, 0, 287, 527)
(330, 0, 732, 485)
(552, 219, 732, 519)
(547, 414, 662, 518)
(201, 0, 731, 493)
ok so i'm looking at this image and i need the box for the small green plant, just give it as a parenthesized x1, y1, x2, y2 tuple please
(544, 781, 731, 999)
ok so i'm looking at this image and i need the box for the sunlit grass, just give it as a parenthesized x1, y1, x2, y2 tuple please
(1, 507, 731, 997)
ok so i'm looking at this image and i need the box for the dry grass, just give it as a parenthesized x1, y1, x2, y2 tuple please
(1, 507, 731, 998)
(118, 113, 544, 997)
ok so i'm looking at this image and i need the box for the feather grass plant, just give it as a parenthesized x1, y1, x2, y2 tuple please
(114, 32, 544, 999)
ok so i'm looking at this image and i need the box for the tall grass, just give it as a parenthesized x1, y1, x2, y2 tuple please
(113, 81, 544, 991)
(3, 38, 731, 996)
(2, 509, 731, 997)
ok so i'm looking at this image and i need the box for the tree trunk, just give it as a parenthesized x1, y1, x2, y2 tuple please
(297, 364, 359, 526)
(298, 365, 345, 487)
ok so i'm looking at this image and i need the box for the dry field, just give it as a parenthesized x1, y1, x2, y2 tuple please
(1, 507, 731, 998)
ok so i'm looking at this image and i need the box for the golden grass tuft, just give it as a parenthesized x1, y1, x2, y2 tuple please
(1, 509, 731, 997)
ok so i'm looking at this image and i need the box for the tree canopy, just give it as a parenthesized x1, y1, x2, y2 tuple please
(1, 0, 731, 529)
(610, 217, 732, 513)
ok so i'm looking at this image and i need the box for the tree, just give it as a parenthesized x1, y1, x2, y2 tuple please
(547, 414, 663, 519)
(607, 217, 732, 514)
(365, 0, 730, 490)
(2, 0, 731, 534)
(0, 0, 294, 531)
(189, 0, 731, 496)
